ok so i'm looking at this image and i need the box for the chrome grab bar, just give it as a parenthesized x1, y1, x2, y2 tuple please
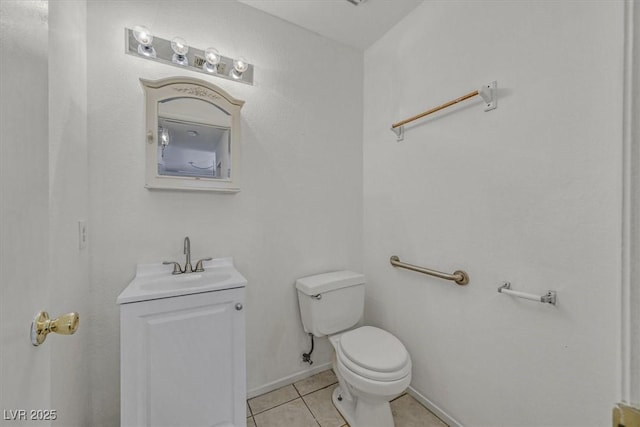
(389, 255, 469, 285)
(498, 282, 557, 305)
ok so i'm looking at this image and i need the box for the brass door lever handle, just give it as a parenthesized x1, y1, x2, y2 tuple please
(31, 311, 79, 346)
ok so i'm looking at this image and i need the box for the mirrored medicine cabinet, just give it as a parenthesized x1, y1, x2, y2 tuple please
(141, 77, 244, 192)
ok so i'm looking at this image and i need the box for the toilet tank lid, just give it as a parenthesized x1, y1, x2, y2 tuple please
(296, 271, 365, 295)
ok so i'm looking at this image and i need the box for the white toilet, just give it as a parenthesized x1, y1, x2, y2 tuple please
(296, 271, 411, 427)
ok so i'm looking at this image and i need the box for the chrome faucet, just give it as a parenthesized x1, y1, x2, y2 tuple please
(183, 236, 193, 273)
(163, 237, 212, 274)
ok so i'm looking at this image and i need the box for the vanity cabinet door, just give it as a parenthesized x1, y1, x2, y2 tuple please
(120, 287, 246, 427)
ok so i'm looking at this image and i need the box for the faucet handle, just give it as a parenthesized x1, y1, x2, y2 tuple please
(194, 258, 213, 272)
(163, 261, 183, 275)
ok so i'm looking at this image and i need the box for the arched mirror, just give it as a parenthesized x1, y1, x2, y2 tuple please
(141, 77, 244, 192)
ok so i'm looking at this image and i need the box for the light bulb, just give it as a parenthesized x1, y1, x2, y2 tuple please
(231, 56, 248, 79)
(133, 25, 153, 45)
(132, 25, 156, 57)
(203, 47, 220, 73)
(171, 37, 189, 55)
(171, 37, 189, 66)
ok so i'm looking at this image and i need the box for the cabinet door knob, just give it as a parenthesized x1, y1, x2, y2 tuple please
(235, 303, 243, 311)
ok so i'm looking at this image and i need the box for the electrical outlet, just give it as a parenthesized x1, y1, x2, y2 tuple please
(78, 220, 87, 249)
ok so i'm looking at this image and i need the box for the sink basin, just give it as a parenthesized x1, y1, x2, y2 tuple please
(117, 258, 246, 304)
(139, 273, 232, 292)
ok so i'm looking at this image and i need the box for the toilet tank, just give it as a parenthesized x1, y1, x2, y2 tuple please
(296, 271, 365, 337)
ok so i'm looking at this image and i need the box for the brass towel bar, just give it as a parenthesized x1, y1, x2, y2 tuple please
(391, 81, 497, 141)
(390, 255, 469, 285)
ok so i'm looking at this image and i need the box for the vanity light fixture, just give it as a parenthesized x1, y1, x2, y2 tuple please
(125, 27, 254, 85)
(132, 25, 156, 57)
(203, 47, 221, 73)
(170, 37, 189, 66)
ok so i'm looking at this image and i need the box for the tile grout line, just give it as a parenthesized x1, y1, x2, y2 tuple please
(247, 397, 255, 427)
(293, 383, 303, 398)
(298, 391, 322, 427)
(390, 391, 408, 403)
(250, 395, 322, 427)
(249, 369, 443, 427)
(299, 380, 339, 397)
(294, 380, 322, 426)
(249, 382, 303, 417)
(249, 395, 301, 417)
(250, 371, 345, 426)
(296, 379, 336, 426)
(250, 382, 340, 425)
(300, 381, 347, 427)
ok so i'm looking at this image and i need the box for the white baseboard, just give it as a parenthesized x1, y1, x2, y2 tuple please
(407, 386, 463, 427)
(247, 362, 332, 399)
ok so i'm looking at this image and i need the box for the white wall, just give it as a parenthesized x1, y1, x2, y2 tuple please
(49, 1, 90, 425)
(86, 1, 362, 424)
(0, 0, 52, 420)
(363, 2, 624, 426)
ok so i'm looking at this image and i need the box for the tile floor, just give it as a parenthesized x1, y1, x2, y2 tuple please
(246, 369, 448, 427)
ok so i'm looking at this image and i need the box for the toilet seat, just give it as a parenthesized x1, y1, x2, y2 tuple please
(336, 326, 411, 382)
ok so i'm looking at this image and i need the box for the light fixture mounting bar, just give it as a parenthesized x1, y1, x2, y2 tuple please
(124, 28, 254, 86)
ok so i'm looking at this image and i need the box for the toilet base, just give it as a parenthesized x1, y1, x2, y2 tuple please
(332, 385, 395, 427)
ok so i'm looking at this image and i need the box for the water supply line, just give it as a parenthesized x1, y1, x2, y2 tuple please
(302, 333, 314, 365)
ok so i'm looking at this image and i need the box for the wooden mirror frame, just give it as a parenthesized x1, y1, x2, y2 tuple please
(141, 77, 244, 192)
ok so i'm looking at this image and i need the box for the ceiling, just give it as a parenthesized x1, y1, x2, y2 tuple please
(236, 0, 424, 50)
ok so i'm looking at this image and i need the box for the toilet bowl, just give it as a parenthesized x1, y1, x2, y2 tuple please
(295, 271, 412, 427)
(329, 327, 411, 427)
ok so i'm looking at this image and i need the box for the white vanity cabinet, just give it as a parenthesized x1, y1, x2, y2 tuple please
(118, 259, 247, 427)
